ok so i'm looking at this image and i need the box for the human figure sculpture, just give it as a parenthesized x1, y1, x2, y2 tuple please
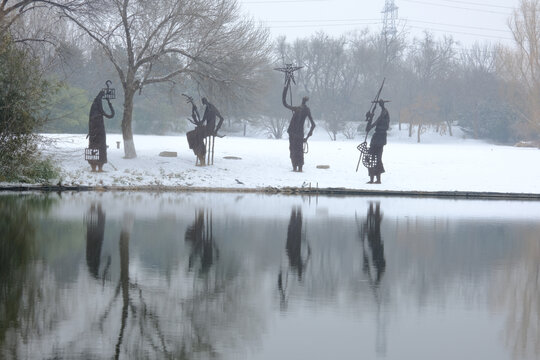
(365, 99, 389, 184)
(282, 77, 315, 172)
(201, 97, 224, 165)
(201, 97, 224, 137)
(185, 95, 207, 166)
(87, 90, 114, 172)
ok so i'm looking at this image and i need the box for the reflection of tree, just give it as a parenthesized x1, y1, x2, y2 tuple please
(278, 207, 311, 309)
(0, 195, 55, 351)
(94, 214, 171, 359)
(494, 232, 540, 359)
(85, 203, 110, 280)
(185, 210, 219, 275)
(2, 199, 262, 359)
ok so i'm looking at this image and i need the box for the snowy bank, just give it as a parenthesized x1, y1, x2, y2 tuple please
(5, 128, 540, 196)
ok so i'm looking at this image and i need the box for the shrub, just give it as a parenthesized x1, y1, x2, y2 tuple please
(0, 34, 58, 182)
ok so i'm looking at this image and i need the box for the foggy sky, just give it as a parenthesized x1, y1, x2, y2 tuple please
(239, 0, 520, 47)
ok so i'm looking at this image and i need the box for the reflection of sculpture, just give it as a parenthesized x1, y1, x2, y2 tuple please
(365, 100, 390, 184)
(286, 207, 309, 280)
(278, 207, 311, 309)
(85, 203, 105, 278)
(185, 209, 218, 274)
(87, 88, 115, 172)
(358, 201, 387, 356)
(360, 202, 386, 285)
(281, 75, 315, 172)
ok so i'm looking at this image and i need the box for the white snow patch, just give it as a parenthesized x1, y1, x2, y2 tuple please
(35, 127, 540, 194)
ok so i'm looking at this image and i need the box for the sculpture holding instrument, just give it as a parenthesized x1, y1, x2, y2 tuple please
(201, 97, 224, 166)
(360, 99, 390, 184)
(184, 95, 225, 166)
(86, 80, 115, 172)
(356, 79, 390, 184)
(276, 64, 316, 172)
(184, 94, 207, 166)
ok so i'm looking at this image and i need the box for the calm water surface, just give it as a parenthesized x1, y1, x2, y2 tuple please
(1, 191, 539, 360)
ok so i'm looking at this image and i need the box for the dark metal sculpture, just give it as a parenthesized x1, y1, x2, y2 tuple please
(201, 97, 224, 166)
(277, 64, 316, 172)
(184, 94, 207, 166)
(356, 78, 385, 172)
(102, 80, 116, 100)
(86, 81, 115, 172)
(275, 63, 303, 109)
(364, 99, 390, 184)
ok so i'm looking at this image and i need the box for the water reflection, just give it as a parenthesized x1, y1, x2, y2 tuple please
(1, 192, 540, 360)
(278, 207, 312, 310)
(358, 202, 387, 356)
(85, 203, 110, 280)
(359, 202, 386, 286)
(185, 209, 218, 275)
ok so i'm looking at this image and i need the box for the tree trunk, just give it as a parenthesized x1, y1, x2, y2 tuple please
(121, 88, 137, 159)
(417, 123, 422, 143)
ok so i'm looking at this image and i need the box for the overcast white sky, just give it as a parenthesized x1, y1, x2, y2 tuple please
(239, 0, 520, 48)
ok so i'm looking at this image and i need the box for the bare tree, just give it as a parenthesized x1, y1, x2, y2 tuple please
(63, 0, 269, 158)
(405, 31, 456, 142)
(0, 1, 85, 36)
(501, 0, 540, 140)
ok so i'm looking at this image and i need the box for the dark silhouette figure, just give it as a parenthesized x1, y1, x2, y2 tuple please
(361, 202, 386, 285)
(365, 99, 389, 184)
(282, 77, 315, 172)
(202, 97, 224, 166)
(185, 96, 207, 166)
(285, 207, 310, 281)
(185, 210, 218, 275)
(278, 207, 311, 310)
(87, 90, 115, 172)
(86, 203, 105, 278)
(202, 97, 224, 137)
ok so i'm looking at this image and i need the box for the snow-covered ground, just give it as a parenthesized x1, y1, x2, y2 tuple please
(34, 127, 540, 194)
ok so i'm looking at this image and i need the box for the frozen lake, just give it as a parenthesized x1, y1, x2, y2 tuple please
(1, 191, 539, 359)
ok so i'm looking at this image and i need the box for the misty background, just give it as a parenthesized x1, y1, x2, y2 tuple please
(4, 1, 540, 146)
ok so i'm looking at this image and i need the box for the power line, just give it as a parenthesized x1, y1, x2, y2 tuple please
(269, 22, 381, 29)
(265, 18, 509, 34)
(243, 0, 329, 4)
(267, 21, 512, 42)
(408, 25, 513, 40)
(433, 0, 514, 10)
(406, 19, 510, 33)
(400, 0, 510, 15)
(266, 18, 380, 23)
